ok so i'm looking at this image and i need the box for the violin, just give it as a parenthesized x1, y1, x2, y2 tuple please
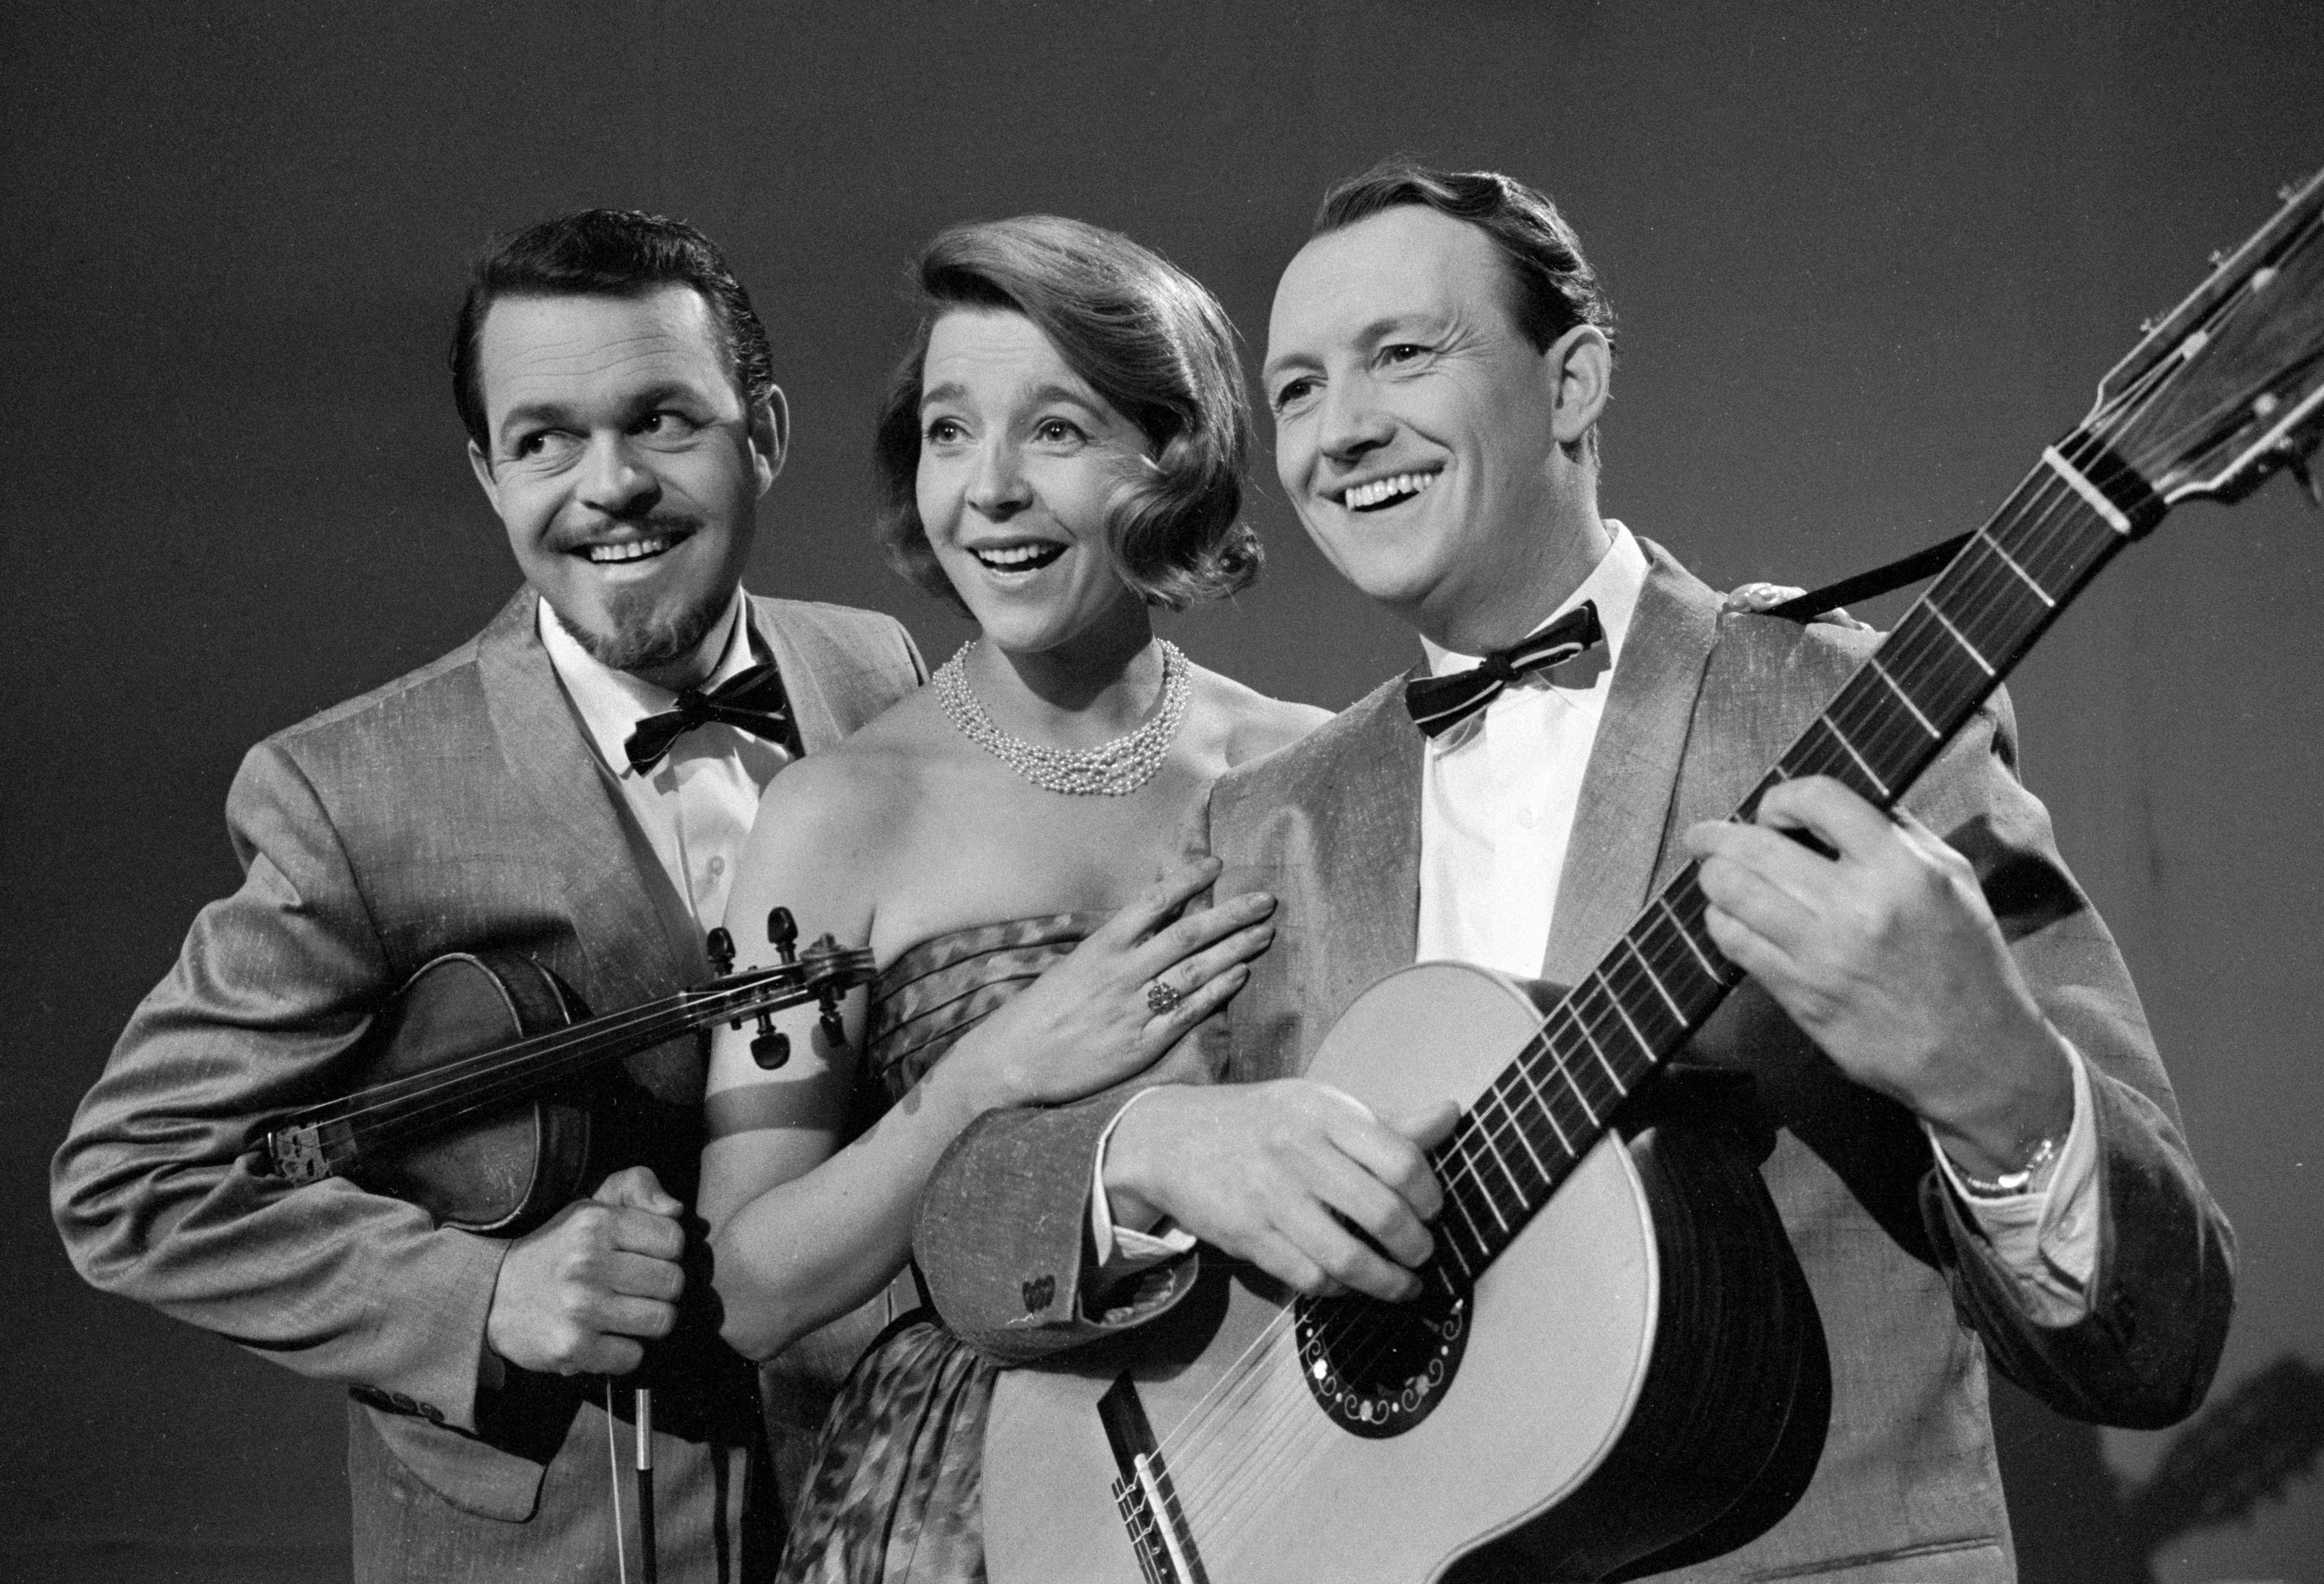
(256, 907, 870, 1234)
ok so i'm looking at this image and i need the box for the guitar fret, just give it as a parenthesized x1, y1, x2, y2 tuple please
(1984, 535, 2058, 608)
(1596, 975, 1655, 1080)
(1491, 1079, 1554, 1181)
(1442, 1196, 1490, 1271)
(1509, 1047, 1576, 1157)
(1622, 936, 1688, 1024)
(1927, 604, 1996, 676)
(1557, 1004, 1620, 1109)
(1476, 1135, 1525, 1217)
(1659, 893, 1723, 981)
(1664, 896, 1720, 980)
(1867, 655, 1942, 741)
(1810, 716, 1891, 800)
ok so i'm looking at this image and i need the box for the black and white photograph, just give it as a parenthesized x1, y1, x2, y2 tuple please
(6, 4, 2321, 1581)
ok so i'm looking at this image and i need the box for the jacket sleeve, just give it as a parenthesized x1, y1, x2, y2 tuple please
(50, 739, 509, 1433)
(914, 789, 1226, 1365)
(1908, 695, 2234, 1427)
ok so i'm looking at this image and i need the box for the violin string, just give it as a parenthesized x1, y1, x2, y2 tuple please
(294, 965, 865, 1170)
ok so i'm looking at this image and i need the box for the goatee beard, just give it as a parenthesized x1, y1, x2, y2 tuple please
(567, 585, 728, 678)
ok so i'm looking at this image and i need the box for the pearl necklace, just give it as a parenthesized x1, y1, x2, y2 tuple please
(934, 639, 1190, 797)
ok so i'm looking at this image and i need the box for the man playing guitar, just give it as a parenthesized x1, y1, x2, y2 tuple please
(914, 161, 2235, 1581)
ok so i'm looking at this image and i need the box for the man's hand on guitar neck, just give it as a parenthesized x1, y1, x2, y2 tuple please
(1101, 1081, 1458, 1303)
(1685, 774, 2077, 1180)
(483, 1166, 687, 1380)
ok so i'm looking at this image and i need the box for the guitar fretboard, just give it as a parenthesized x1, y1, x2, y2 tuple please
(1423, 430, 2165, 1287)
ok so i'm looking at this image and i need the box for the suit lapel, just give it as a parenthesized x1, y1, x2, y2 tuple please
(1540, 542, 1725, 989)
(475, 591, 697, 1004)
(750, 595, 846, 753)
(1312, 679, 1426, 987)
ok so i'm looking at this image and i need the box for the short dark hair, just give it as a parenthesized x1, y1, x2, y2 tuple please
(873, 215, 1260, 613)
(452, 209, 775, 453)
(1314, 159, 1616, 357)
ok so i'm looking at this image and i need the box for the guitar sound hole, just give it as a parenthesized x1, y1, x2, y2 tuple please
(1293, 1286, 1469, 1440)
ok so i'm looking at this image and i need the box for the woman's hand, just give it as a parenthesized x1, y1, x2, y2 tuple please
(951, 857, 1275, 1109)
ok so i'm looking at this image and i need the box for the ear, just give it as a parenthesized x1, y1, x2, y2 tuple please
(467, 440, 500, 508)
(1544, 324, 1612, 448)
(749, 386, 790, 495)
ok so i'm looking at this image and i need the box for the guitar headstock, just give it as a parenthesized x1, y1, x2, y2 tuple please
(2092, 166, 2324, 509)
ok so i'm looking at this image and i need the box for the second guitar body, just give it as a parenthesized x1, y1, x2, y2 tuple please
(981, 961, 1827, 1584)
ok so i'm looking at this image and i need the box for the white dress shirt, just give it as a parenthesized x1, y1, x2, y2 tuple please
(539, 590, 794, 935)
(1099, 522, 2097, 1324)
(1416, 522, 2096, 1324)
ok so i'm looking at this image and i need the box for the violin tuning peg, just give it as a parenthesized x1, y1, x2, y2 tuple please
(767, 907, 799, 964)
(750, 1010, 790, 1070)
(705, 926, 736, 977)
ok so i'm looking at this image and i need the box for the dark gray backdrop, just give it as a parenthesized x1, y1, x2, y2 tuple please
(5, 3, 2319, 1580)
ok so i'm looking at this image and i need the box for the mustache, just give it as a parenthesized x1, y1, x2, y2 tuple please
(547, 513, 700, 553)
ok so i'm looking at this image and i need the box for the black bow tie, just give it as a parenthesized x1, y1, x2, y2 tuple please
(1403, 601, 1606, 739)
(623, 661, 799, 772)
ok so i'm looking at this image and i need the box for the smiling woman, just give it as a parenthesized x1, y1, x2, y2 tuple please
(694, 215, 1330, 1584)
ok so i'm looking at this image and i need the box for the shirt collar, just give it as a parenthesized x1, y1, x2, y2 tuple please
(1421, 518, 1649, 679)
(538, 589, 758, 779)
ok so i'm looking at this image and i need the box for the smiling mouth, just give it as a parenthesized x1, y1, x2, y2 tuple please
(579, 535, 681, 565)
(1339, 470, 1442, 512)
(970, 542, 1067, 575)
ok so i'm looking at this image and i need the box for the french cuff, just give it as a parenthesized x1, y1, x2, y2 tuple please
(1089, 1087, 1199, 1274)
(1928, 1037, 2101, 1327)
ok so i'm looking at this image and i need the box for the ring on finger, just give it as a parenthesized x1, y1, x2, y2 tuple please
(1145, 978, 1185, 1016)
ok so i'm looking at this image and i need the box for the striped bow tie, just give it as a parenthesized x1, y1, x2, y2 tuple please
(623, 661, 799, 772)
(1402, 601, 1605, 739)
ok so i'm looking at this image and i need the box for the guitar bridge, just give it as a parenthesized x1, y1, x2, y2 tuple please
(1098, 1374, 1208, 1584)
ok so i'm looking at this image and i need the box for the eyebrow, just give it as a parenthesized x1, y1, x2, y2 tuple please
(1264, 313, 1437, 383)
(493, 381, 707, 441)
(919, 380, 1105, 414)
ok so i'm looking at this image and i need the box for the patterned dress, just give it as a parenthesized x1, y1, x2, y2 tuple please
(777, 913, 1098, 1584)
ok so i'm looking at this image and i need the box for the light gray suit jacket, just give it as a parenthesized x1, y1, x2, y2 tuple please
(916, 545, 2233, 1583)
(54, 588, 924, 1535)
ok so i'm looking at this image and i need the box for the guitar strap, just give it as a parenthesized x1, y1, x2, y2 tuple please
(1761, 531, 1973, 622)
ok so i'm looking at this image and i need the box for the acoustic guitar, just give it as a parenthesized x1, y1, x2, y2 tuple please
(255, 908, 869, 1235)
(981, 169, 2324, 1584)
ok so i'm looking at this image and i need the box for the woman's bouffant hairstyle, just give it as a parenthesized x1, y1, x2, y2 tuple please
(873, 215, 1260, 613)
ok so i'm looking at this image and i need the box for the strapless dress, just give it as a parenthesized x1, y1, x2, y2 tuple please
(776, 913, 1098, 1584)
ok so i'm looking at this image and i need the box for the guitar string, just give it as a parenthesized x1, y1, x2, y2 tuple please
(1153, 467, 2101, 1505)
(1092, 407, 2187, 1564)
(1093, 267, 2282, 1562)
(1210, 454, 2127, 1467)
(1159, 461, 2123, 1560)
(1321, 422, 2158, 1413)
